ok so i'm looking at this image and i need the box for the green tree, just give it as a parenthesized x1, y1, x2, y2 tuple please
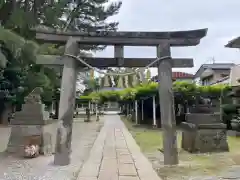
(0, 0, 122, 40)
(0, 0, 122, 121)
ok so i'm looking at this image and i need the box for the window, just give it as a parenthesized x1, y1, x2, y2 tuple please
(203, 79, 209, 85)
(220, 74, 228, 78)
(202, 78, 212, 86)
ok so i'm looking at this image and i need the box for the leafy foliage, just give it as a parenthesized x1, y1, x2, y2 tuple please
(222, 104, 240, 115)
(0, 0, 122, 111)
(0, 27, 60, 108)
(81, 81, 230, 103)
(0, 0, 122, 43)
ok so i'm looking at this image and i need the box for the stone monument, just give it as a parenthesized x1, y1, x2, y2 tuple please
(181, 97, 229, 153)
(6, 87, 57, 156)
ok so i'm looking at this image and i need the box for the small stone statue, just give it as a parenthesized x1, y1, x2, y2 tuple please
(24, 87, 43, 104)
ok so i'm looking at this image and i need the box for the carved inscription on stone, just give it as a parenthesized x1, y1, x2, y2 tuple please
(198, 130, 228, 151)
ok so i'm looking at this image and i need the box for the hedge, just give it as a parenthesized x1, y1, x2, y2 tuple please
(79, 81, 231, 103)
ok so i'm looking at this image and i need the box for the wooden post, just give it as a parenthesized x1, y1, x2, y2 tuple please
(54, 38, 79, 166)
(153, 96, 157, 126)
(157, 44, 178, 165)
(51, 102, 54, 114)
(141, 100, 144, 121)
(135, 100, 138, 124)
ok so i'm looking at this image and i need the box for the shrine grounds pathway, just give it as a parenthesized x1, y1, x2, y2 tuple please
(77, 114, 161, 180)
(0, 115, 160, 180)
(1, 115, 240, 179)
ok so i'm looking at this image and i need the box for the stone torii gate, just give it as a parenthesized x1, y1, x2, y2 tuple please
(35, 29, 207, 166)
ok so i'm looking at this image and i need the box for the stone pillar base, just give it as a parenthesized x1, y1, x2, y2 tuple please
(152, 124, 157, 128)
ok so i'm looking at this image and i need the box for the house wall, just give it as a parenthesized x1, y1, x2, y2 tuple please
(210, 77, 230, 85)
(230, 65, 240, 87)
(201, 69, 230, 85)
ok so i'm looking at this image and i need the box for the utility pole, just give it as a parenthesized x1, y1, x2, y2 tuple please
(211, 57, 215, 64)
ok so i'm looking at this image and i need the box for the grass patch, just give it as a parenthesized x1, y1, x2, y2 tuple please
(121, 116, 240, 180)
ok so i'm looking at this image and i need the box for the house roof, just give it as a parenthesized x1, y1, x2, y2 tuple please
(194, 63, 235, 78)
(172, 72, 194, 79)
(225, 37, 240, 48)
(151, 71, 194, 81)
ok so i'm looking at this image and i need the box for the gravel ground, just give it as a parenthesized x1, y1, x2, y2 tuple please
(0, 118, 103, 180)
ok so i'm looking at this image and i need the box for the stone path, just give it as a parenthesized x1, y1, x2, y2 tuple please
(0, 118, 103, 180)
(77, 115, 161, 180)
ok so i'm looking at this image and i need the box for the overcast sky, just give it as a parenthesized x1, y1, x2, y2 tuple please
(95, 0, 240, 76)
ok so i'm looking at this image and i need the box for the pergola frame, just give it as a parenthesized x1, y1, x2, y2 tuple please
(34, 28, 207, 166)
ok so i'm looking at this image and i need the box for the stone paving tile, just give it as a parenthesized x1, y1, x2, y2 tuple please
(118, 163, 138, 176)
(118, 154, 134, 164)
(100, 159, 118, 171)
(119, 177, 140, 180)
(98, 170, 118, 180)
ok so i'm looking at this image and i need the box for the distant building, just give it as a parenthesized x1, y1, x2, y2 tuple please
(225, 37, 240, 87)
(211, 65, 240, 86)
(194, 63, 235, 86)
(151, 72, 194, 82)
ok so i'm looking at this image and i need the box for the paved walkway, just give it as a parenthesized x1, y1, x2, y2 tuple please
(77, 115, 161, 180)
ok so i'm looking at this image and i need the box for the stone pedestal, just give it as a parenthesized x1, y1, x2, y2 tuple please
(6, 88, 57, 156)
(181, 113, 229, 153)
(7, 122, 57, 155)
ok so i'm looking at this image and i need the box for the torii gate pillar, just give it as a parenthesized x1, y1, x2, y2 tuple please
(157, 43, 178, 165)
(54, 38, 78, 165)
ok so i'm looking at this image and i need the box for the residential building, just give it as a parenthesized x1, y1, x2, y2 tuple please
(225, 37, 240, 87)
(229, 65, 240, 87)
(194, 63, 235, 86)
(151, 72, 194, 82)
